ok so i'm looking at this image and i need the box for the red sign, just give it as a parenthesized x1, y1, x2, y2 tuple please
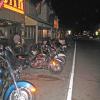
(54, 18, 59, 29)
(0, 0, 4, 8)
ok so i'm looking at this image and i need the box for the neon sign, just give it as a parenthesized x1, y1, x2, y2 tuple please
(54, 19, 59, 29)
(3, 0, 24, 14)
(0, 0, 4, 8)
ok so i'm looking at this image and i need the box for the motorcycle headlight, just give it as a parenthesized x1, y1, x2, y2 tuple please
(30, 86, 36, 93)
(50, 59, 58, 66)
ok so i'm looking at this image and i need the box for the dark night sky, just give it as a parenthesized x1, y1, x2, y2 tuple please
(51, 0, 100, 32)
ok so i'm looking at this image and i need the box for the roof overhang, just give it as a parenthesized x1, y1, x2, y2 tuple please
(25, 16, 38, 25)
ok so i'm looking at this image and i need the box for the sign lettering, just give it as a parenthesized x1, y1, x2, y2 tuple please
(3, 0, 24, 14)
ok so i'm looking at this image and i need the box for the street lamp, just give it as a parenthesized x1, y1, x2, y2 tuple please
(68, 30, 71, 35)
(95, 31, 98, 36)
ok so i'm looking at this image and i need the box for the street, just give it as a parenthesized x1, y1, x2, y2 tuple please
(72, 40, 100, 100)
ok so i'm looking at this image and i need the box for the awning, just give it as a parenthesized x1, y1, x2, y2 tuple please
(25, 16, 38, 25)
(38, 22, 52, 29)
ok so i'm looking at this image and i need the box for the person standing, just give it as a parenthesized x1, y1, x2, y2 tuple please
(13, 32, 21, 45)
(13, 32, 22, 54)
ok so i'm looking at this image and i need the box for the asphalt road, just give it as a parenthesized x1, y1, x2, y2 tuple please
(72, 39, 100, 100)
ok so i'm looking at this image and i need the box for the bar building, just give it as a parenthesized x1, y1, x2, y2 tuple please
(0, 0, 57, 45)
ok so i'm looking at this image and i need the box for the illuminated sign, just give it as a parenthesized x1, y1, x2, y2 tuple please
(3, 0, 24, 14)
(0, 0, 4, 8)
(54, 18, 59, 29)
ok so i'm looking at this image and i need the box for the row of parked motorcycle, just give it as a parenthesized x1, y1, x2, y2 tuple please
(0, 38, 69, 100)
(17, 39, 67, 73)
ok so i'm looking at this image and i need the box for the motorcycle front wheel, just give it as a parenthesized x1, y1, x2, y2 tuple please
(9, 87, 34, 100)
(3, 81, 36, 100)
(49, 59, 63, 74)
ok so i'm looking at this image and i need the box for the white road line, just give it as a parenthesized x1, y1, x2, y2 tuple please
(67, 42, 76, 100)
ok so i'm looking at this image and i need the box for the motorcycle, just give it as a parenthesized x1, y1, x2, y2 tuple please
(54, 47, 66, 65)
(30, 44, 63, 74)
(16, 43, 64, 74)
(0, 46, 36, 100)
(48, 44, 66, 65)
(46, 39, 66, 64)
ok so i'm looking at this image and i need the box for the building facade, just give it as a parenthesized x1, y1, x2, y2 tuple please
(0, 0, 56, 45)
(25, 0, 55, 44)
(0, 0, 25, 45)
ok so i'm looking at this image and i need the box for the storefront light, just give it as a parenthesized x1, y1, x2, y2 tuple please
(95, 31, 98, 36)
(68, 30, 71, 35)
(43, 29, 47, 37)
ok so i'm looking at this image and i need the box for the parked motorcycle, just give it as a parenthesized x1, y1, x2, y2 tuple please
(31, 53, 63, 74)
(0, 46, 36, 100)
(46, 43, 66, 65)
(30, 44, 64, 74)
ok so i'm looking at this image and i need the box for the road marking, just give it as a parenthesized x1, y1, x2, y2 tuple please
(67, 42, 76, 100)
